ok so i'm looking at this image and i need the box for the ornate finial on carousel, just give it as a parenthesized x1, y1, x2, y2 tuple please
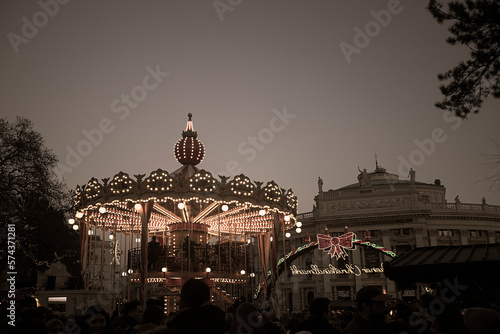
(174, 113, 205, 165)
(182, 113, 197, 138)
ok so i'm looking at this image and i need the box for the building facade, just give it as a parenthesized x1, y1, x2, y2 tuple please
(280, 164, 500, 312)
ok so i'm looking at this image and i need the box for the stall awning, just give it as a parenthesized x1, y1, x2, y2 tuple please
(384, 243, 500, 286)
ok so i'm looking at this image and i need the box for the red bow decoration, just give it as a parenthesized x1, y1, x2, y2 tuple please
(317, 232, 356, 259)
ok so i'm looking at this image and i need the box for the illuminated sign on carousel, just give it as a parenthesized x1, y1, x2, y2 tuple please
(131, 277, 167, 283)
(210, 277, 246, 283)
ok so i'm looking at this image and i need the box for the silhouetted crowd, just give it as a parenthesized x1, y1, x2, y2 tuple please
(2, 282, 500, 334)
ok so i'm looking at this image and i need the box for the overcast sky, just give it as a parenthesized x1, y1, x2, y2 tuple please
(2, 0, 499, 212)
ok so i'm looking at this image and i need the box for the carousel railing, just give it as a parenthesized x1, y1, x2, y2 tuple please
(127, 243, 249, 274)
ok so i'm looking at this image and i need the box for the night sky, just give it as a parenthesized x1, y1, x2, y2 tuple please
(2, 0, 499, 212)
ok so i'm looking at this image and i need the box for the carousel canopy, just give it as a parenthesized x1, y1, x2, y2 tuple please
(73, 114, 298, 235)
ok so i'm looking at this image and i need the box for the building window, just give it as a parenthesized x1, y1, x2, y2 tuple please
(394, 244, 412, 256)
(363, 230, 380, 239)
(364, 247, 381, 268)
(469, 230, 486, 238)
(337, 286, 351, 300)
(392, 228, 412, 236)
(438, 229, 456, 237)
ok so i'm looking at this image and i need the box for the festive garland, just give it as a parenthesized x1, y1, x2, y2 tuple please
(253, 239, 397, 299)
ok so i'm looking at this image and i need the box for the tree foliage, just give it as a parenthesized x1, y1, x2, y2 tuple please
(479, 139, 500, 194)
(0, 116, 79, 289)
(428, 0, 500, 118)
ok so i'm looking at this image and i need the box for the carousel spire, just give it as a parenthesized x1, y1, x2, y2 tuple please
(174, 113, 205, 165)
(184, 112, 195, 137)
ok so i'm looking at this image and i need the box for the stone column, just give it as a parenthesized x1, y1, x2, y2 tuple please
(314, 249, 324, 296)
(351, 246, 362, 294)
(381, 229, 391, 253)
(488, 230, 496, 243)
(414, 227, 425, 247)
(428, 229, 437, 246)
(460, 229, 468, 245)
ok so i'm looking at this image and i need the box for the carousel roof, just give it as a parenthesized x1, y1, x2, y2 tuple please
(73, 114, 298, 235)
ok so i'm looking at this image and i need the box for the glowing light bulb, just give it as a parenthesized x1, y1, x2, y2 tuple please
(206, 267, 211, 273)
(259, 209, 266, 216)
(222, 204, 229, 212)
(178, 202, 185, 210)
(73, 225, 79, 231)
(134, 203, 142, 211)
(285, 232, 291, 238)
(284, 215, 290, 222)
(68, 218, 75, 225)
(76, 212, 84, 218)
(99, 207, 106, 214)
(296, 227, 302, 233)
(296, 221, 302, 228)
(240, 270, 246, 275)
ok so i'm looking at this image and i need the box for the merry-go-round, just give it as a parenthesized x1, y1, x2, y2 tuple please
(72, 114, 299, 313)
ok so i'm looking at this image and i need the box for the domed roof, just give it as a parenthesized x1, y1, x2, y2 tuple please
(174, 113, 205, 166)
(336, 162, 435, 191)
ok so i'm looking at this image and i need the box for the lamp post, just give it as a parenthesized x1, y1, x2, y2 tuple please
(249, 272, 255, 301)
(240, 270, 246, 300)
(282, 215, 291, 314)
(217, 204, 228, 297)
(206, 267, 211, 285)
(218, 206, 221, 295)
(121, 270, 127, 304)
(178, 202, 186, 281)
(127, 269, 133, 301)
(162, 267, 167, 284)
